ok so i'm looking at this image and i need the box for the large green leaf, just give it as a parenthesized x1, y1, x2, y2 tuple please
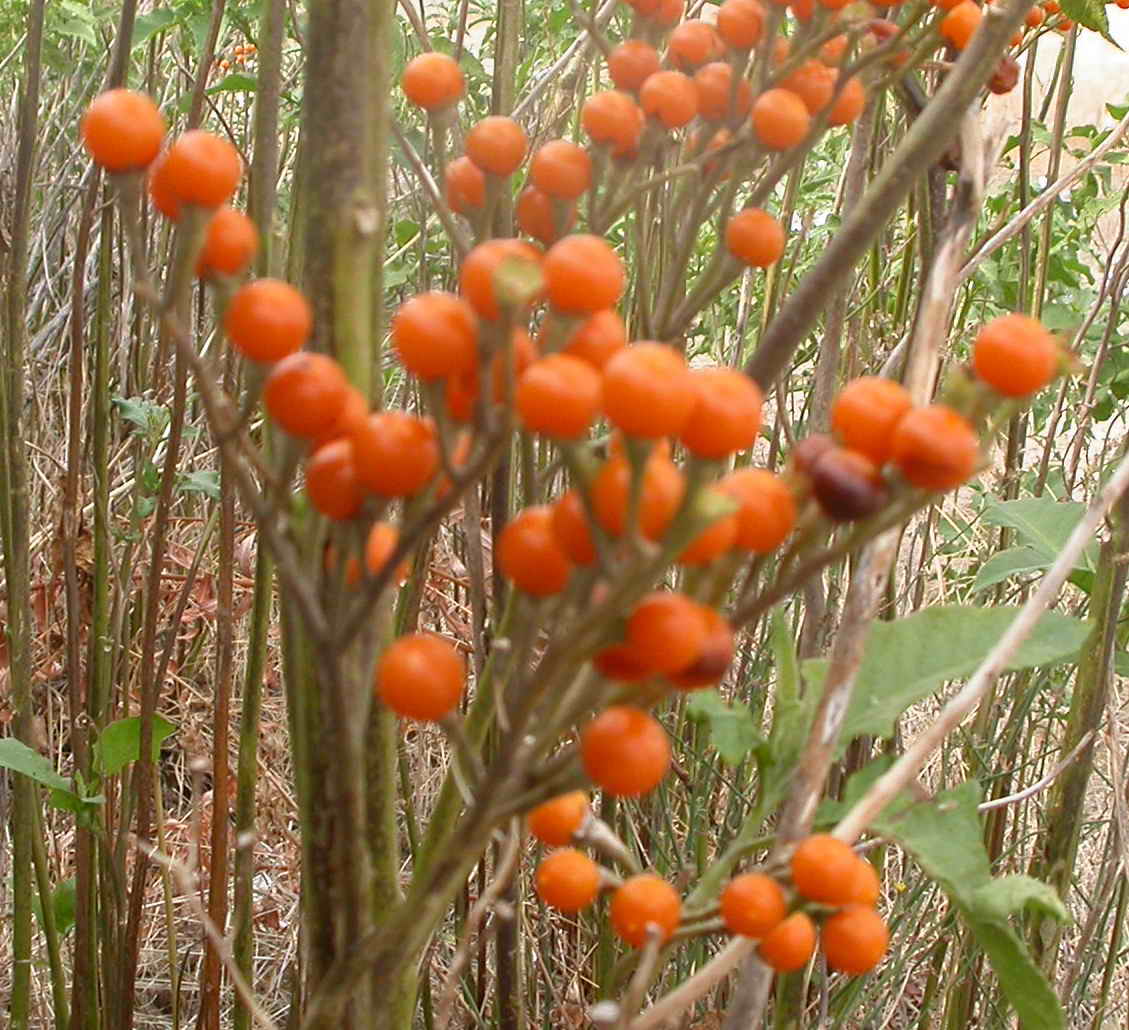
(0, 738, 71, 793)
(94, 715, 177, 776)
(132, 8, 179, 48)
(685, 690, 761, 766)
(983, 497, 1095, 569)
(973, 546, 1051, 592)
(1060, 0, 1109, 34)
(812, 606, 1091, 746)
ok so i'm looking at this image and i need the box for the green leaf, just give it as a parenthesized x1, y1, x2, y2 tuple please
(32, 878, 77, 937)
(0, 738, 71, 793)
(207, 72, 257, 94)
(1060, 0, 1109, 34)
(970, 876, 1069, 924)
(830, 606, 1090, 746)
(178, 469, 220, 500)
(983, 497, 1093, 568)
(962, 916, 1065, 1030)
(94, 715, 177, 776)
(685, 690, 761, 766)
(973, 546, 1050, 592)
(132, 8, 179, 47)
(113, 395, 169, 440)
(815, 755, 897, 826)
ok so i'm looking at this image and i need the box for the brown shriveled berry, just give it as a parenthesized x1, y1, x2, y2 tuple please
(809, 446, 889, 523)
(988, 57, 1020, 95)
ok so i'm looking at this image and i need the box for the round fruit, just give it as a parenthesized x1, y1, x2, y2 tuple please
(720, 468, 797, 552)
(668, 606, 734, 688)
(640, 70, 699, 129)
(376, 632, 464, 721)
(80, 89, 166, 172)
(608, 40, 663, 91)
(680, 367, 764, 458)
(582, 90, 646, 155)
(830, 377, 912, 466)
(535, 849, 602, 912)
(821, 905, 889, 975)
(626, 592, 709, 676)
(197, 206, 258, 278)
(781, 60, 834, 115)
(562, 309, 627, 369)
(591, 452, 685, 540)
(148, 151, 181, 220)
(530, 139, 593, 198)
(498, 505, 574, 596)
(726, 208, 786, 268)
(667, 20, 725, 70)
(941, 2, 982, 49)
(889, 405, 979, 491)
(581, 706, 671, 797)
(593, 643, 651, 682)
(311, 386, 369, 451)
(751, 88, 811, 150)
(401, 51, 465, 111)
(516, 185, 575, 244)
(305, 438, 364, 520)
(828, 76, 866, 126)
(365, 521, 410, 583)
(528, 791, 589, 846)
(791, 834, 860, 905)
(263, 352, 350, 439)
(445, 155, 486, 214)
(989, 58, 1020, 96)
(846, 858, 881, 906)
(790, 433, 835, 476)
(602, 342, 695, 439)
(551, 490, 597, 565)
(392, 291, 479, 380)
(972, 313, 1058, 397)
(516, 353, 602, 440)
(820, 34, 849, 65)
(758, 911, 816, 972)
(610, 874, 682, 947)
(1025, 5, 1045, 25)
(225, 279, 312, 363)
(694, 63, 753, 121)
(466, 115, 527, 176)
(678, 509, 738, 566)
(810, 447, 888, 522)
(720, 873, 788, 938)
(717, 0, 766, 49)
(460, 238, 542, 320)
(543, 234, 625, 314)
(162, 130, 243, 208)
(351, 411, 439, 497)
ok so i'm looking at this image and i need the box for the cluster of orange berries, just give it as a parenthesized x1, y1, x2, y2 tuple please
(529, 793, 888, 975)
(215, 42, 257, 73)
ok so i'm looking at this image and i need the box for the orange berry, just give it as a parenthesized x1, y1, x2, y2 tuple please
(667, 606, 734, 688)
(162, 129, 243, 209)
(516, 185, 576, 245)
(608, 40, 663, 92)
(305, 438, 364, 520)
(828, 77, 866, 126)
(889, 405, 979, 491)
(790, 0, 815, 20)
(148, 151, 181, 220)
(610, 874, 682, 947)
(80, 89, 165, 172)
(593, 642, 652, 682)
(528, 791, 589, 845)
(530, 139, 593, 199)
(602, 342, 695, 439)
(759, 912, 816, 972)
(791, 834, 860, 905)
(197, 206, 258, 278)
(561, 309, 627, 370)
(1025, 5, 1046, 25)
(809, 446, 888, 522)
(498, 505, 574, 596)
(667, 20, 725, 70)
(225, 279, 312, 363)
(544, 234, 625, 315)
(1056, 17, 1073, 31)
(401, 51, 464, 111)
(781, 60, 834, 115)
(626, 592, 709, 676)
(972, 313, 1058, 397)
(392, 291, 479, 380)
(551, 490, 597, 565)
(466, 115, 527, 176)
(751, 88, 811, 150)
(582, 90, 646, 156)
(1043, 1, 1061, 12)
(311, 385, 369, 452)
(351, 411, 439, 497)
(941, 2, 982, 49)
(721, 873, 788, 938)
(460, 238, 542, 320)
(365, 521, 410, 584)
(725, 208, 786, 267)
(720, 468, 796, 552)
(654, 0, 685, 26)
(445, 155, 487, 214)
(263, 352, 349, 439)
(830, 376, 912, 466)
(820, 34, 849, 65)
(846, 858, 881, 906)
(821, 905, 889, 975)
(517, 353, 602, 440)
(376, 632, 464, 721)
(678, 509, 738, 565)
(592, 451, 686, 540)
(694, 62, 753, 121)
(581, 706, 671, 797)
(717, 0, 766, 49)
(680, 367, 764, 459)
(640, 70, 699, 129)
(535, 849, 602, 912)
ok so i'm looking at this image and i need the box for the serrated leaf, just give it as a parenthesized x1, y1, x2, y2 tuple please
(32, 878, 77, 937)
(0, 738, 71, 793)
(685, 690, 761, 766)
(94, 715, 177, 776)
(824, 606, 1090, 746)
(973, 546, 1051, 592)
(178, 469, 220, 500)
(132, 8, 179, 47)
